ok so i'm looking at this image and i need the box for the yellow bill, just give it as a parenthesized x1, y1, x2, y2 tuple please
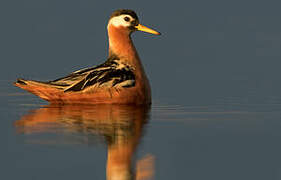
(135, 24, 161, 35)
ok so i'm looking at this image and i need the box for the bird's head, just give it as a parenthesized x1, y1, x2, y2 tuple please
(107, 9, 160, 35)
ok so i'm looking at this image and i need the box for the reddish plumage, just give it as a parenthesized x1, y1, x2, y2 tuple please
(15, 78, 150, 105)
(14, 9, 160, 105)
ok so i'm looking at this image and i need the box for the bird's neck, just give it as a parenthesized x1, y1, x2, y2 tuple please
(107, 25, 140, 67)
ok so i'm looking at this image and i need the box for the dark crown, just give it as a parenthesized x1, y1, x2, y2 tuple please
(110, 9, 139, 21)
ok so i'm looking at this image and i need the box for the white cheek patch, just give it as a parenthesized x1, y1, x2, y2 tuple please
(108, 15, 133, 28)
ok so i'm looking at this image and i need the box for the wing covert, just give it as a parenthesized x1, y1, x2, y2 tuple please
(63, 60, 135, 92)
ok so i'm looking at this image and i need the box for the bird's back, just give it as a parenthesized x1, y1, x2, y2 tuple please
(14, 56, 150, 104)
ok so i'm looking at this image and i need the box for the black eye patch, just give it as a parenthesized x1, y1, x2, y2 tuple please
(124, 17, 130, 22)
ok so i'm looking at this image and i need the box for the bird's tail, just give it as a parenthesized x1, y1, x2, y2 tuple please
(14, 78, 63, 101)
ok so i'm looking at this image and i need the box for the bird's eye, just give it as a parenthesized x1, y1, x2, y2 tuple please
(124, 17, 130, 22)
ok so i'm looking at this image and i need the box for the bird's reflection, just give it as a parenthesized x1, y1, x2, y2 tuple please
(15, 104, 154, 180)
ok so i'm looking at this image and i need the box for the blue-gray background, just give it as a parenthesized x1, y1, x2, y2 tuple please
(1, 0, 281, 179)
(2, 0, 281, 105)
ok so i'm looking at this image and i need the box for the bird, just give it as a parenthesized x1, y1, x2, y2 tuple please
(14, 9, 160, 105)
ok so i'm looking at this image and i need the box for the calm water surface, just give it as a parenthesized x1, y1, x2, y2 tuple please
(2, 80, 281, 180)
(2, 0, 281, 179)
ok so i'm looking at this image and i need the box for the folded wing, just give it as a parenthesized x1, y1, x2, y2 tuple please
(48, 60, 136, 92)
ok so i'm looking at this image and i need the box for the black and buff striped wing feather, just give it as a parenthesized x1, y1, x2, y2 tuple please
(48, 60, 135, 92)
